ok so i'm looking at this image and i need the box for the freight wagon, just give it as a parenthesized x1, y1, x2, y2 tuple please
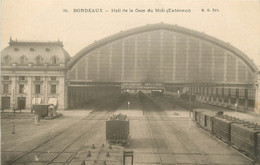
(106, 114, 130, 146)
(34, 104, 49, 118)
(193, 109, 223, 133)
(193, 109, 205, 123)
(231, 122, 260, 162)
(193, 109, 260, 163)
(212, 116, 236, 144)
(200, 111, 223, 133)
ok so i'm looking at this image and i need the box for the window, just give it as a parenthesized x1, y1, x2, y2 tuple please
(51, 76, 56, 81)
(19, 76, 25, 81)
(19, 85, 24, 93)
(35, 84, 41, 94)
(51, 56, 57, 64)
(14, 47, 19, 51)
(224, 88, 229, 97)
(30, 48, 35, 51)
(230, 89, 236, 97)
(20, 56, 27, 64)
(35, 76, 41, 81)
(3, 55, 11, 64)
(35, 56, 43, 64)
(51, 85, 56, 94)
(239, 89, 245, 97)
(248, 89, 255, 99)
(3, 76, 9, 80)
(3, 84, 9, 93)
(45, 48, 50, 52)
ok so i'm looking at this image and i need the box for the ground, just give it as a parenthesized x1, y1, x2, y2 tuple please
(1, 94, 257, 165)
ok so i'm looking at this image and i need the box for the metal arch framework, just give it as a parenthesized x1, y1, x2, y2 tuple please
(66, 23, 258, 73)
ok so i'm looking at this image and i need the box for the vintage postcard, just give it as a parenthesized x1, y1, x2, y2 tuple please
(1, 0, 260, 164)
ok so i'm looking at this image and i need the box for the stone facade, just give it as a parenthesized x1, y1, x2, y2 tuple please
(1, 39, 69, 110)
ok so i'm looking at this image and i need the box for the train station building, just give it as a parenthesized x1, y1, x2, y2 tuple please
(0, 39, 70, 110)
(1, 23, 260, 113)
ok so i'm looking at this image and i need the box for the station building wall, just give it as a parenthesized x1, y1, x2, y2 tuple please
(67, 26, 255, 84)
(66, 23, 259, 112)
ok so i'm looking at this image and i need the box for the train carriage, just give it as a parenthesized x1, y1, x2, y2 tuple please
(200, 111, 223, 133)
(193, 109, 223, 133)
(231, 123, 260, 161)
(212, 116, 236, 144)
(34, 104, 49, 118)
(106, 114, 130, 145)
(193, 109, 205, 123)
(193, 109, 260, 163)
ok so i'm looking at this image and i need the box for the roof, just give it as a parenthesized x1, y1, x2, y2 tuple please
(9, 39, 64, 47)
(1, 39, 70, 65)
(67, 23, 258, 73)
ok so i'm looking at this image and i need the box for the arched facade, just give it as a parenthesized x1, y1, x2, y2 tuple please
(1, 24, 258, 112)
(66, 23, 259, 112)
(67, 23, 257, 84)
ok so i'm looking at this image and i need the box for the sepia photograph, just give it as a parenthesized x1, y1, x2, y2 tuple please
(1, 0, 260, 164)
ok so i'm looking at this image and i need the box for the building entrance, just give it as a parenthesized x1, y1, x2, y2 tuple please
(17, 97, 26, 109)
(1, 97, 10, 109)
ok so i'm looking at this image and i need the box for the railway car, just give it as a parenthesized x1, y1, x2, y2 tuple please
(212, 115, 237, 144)
(193, 109, 223, 133)
(34, 104, 49, 118)
(193, 109, 260, 163)
(193, 109, 205, 123)
(199, 111, 223, 133)
(106, 114, 130, 145)
(231, 122, 260, 162)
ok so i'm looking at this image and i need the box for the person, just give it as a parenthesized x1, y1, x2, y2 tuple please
(35, 114, 40, 125)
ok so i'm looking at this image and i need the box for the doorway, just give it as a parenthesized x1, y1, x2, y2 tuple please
(1, 97, 10, 109)
(17, 97, 26, 109)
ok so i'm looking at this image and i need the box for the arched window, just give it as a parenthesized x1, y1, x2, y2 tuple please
(3, 55, 11, 64)
(20, 55, 27, 64)
(35, 56, 43, 64)
(51, 56, 58, 65)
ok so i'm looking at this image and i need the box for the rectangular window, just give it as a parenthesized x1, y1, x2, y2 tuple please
(51, 85, 56, 94)
(35, 84, 41, 94)
(3, 76, 9, 80)
(239, 89, 245, 97)
(51, 76, 56, 81)
(35, 76, 41, 81)
(224, 88, 229, 97)
(230, 89, 236, 97)
(248, 89, 255, 99)
(213, 88, 217, 95)
(19, 76, 25, 81)
(3, 84, 9, 93)
(19, 85, 24, 93)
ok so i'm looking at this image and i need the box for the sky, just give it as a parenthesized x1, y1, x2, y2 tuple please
(1, 0, 260, 66)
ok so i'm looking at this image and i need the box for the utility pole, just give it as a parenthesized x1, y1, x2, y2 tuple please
(189, 80, 191, 129)
(12, 89, 16, 134)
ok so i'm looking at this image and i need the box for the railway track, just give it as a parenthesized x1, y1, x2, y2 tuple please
(5, 94, 126, 165)
(139, 93, 177, 164)
(139, 93, 219, 164)
(150, 96, 216, 164)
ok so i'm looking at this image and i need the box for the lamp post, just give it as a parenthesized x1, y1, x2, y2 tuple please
(188, 53, 192, 129)
(255, 80, 259, 114)
(12, 89, 15, 134)
(34, 95, 39, 125)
